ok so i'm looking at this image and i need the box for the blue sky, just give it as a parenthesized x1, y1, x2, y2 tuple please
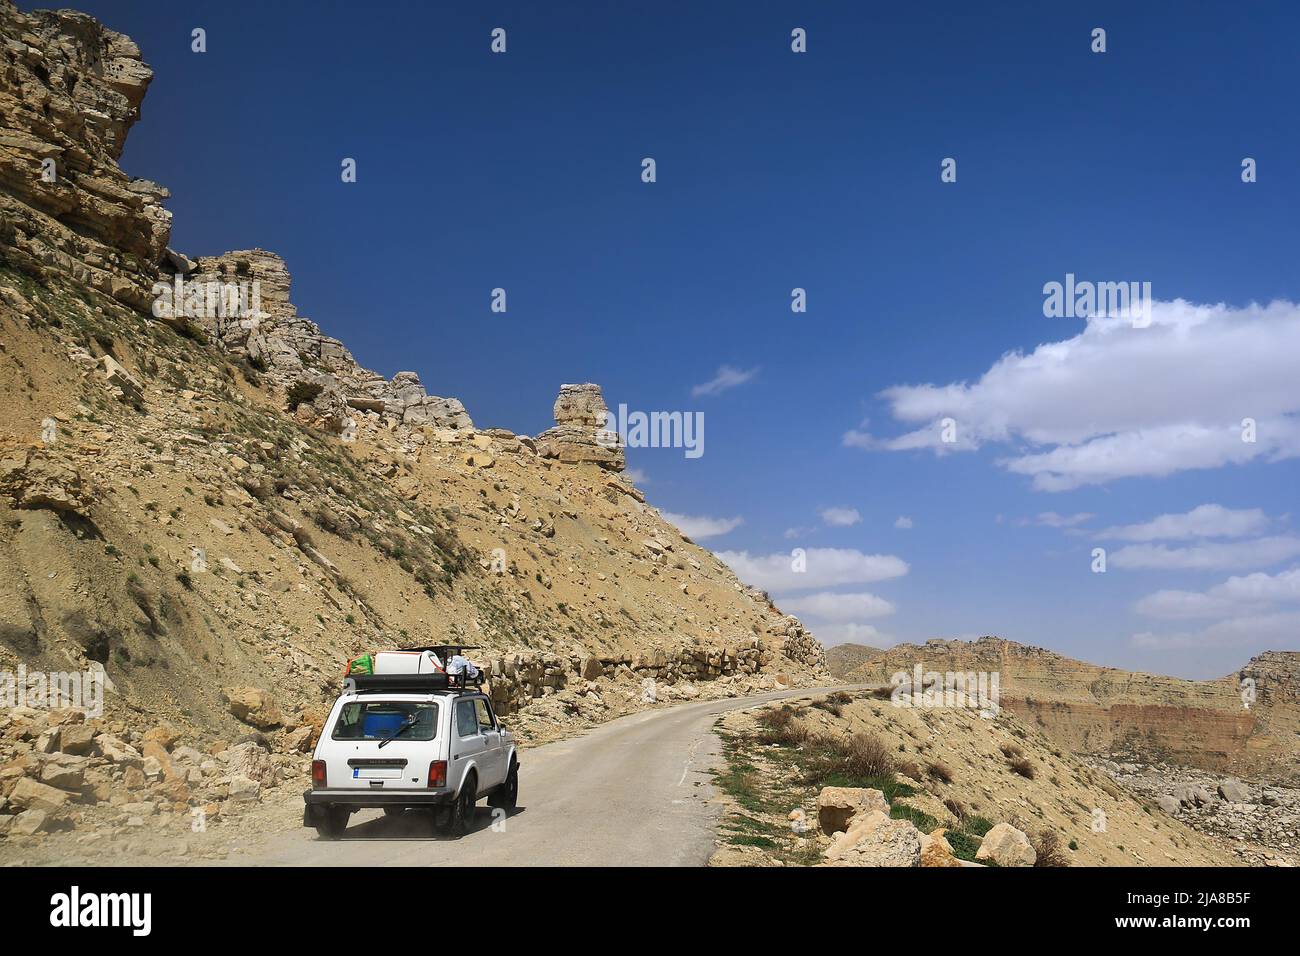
(65, 1, 1300, 678)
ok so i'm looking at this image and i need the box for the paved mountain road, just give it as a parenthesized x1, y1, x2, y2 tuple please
(241, 685, 865, 866)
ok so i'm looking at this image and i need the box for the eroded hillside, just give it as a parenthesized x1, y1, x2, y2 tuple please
(711, 689, 1239, 867)
(844, 638, 1300, 785)
(0, 1, 825, 846)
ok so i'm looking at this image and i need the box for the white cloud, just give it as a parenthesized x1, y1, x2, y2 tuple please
(1136, 566, 1300, 619)
(1131, 611, 1300, 651)
(691, 364, 759, 398)
(781, 591, 896, 621)
(1097, 504, 1269, 542)
(851, 299, 1300, 490)
(1036, 511, 1093, 528)
(812, 622, 892, 646)
(783, 526, 814, 540)
(820, 506, 862, 528)
(894, 516, 913, 529)
(623, 467, 649, 485)
(718, 547, 909, 593)
(660, 512, 743, 541)
(1110, 535, 1300, 571)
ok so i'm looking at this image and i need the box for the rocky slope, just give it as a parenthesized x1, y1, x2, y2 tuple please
(0, 1, 826, 847)
(825, 641, 883, 679)
(843, 638, 1300, 785)
(710, 689, 1239, 867)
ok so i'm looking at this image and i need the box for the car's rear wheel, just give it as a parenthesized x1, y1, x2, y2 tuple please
(488, 760, 518, 811)
(446, 773, 477, 837)
(314, 806, 350, 840)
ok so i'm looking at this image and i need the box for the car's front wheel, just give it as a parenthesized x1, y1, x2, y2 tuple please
(445, 773, 477, 837)
(314, 806, 350, 840)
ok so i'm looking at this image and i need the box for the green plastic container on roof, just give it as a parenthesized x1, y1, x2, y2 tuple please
(346, 653, 374, 676)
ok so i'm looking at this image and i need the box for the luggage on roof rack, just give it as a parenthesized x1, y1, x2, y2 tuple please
(346, 649, 445, 678)
(346, 672, 483, 694)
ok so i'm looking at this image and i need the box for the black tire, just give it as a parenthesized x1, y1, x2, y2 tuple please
(314, 806, 349, 840)
(488, 760, 518, 811)
(446, 773, 477, 837)
(383, 806, 405, 818)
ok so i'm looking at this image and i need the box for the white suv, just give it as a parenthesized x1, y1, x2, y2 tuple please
(303, 673, 518, 839)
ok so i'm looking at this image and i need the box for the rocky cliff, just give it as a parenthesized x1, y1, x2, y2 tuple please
(844, 637, 1300, 784)
(0, 2, 827, 843)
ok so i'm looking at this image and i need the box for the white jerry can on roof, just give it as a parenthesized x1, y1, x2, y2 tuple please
(372, 649, 444, 674)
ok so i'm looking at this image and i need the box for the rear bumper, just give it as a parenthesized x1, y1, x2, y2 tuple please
(303, 787, 453, 818)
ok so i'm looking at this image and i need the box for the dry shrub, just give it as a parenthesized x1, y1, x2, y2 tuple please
(799, 731, 898, 786)
(756, 705, 809, 746)
(926, 760, 955, 784)
(898, 760, 925, 782)
(943, 797, 967, 823)
(1031, 829, 1069, 867)
(840, 733, 897, 779)
(1000, 742, 1023, 759)
(1008, 756, 1036, 779)
(811, 697, 844, 718)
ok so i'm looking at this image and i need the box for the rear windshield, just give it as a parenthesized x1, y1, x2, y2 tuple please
(332, 701, 439, 741)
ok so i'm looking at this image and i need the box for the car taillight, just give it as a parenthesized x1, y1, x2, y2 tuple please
(311, 759, 327, 788)
(427, 760, 447, 788)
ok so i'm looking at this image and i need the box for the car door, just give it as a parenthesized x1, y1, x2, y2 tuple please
(453, 698, 490, 795)
(473, 697, 507, 787)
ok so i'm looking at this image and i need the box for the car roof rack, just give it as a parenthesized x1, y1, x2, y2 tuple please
(396, 644, 482, 658)
(346, 672, 483, 695)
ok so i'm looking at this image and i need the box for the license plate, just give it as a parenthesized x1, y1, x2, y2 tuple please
(353, 767, 401, 779)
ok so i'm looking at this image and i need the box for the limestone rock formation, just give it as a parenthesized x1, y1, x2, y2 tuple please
(845, 637, 1300, 783)
(171, 250, 473, 433)
(0, 1, 169, 312)
(536, 383, 625, 471)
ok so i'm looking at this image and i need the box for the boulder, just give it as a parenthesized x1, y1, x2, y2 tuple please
(975, 823, 1037, 867)
(142, 741, 181, 779)
(58, 724, 98, 756)
(10, 809, 50, 836)
(9, 776, 70, 813)
(283, 726, 315, 753)
(220, 741, 274, 786)
(142, 724, 182, 751)
(223, 687, 282, 729)
(1156, 794, 1181, 815)
(920, 829, 963, 868)
(100, 355, 142, 402)
(38, 761, 85, 791)
(153, 776, 191, 804)
(227, 774, 260, 802)
(96, 734, 143, 768)
(1174, 784, 1214, 808)
(1218, 780, 1252, 804)
(816, 786, 889, 835)
(0, 448, 92, 514)
(824, 810, 922, 867)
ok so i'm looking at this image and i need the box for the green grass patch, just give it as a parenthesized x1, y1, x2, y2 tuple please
(725, 834, 780, 849)
(889, 803, 940, 834)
